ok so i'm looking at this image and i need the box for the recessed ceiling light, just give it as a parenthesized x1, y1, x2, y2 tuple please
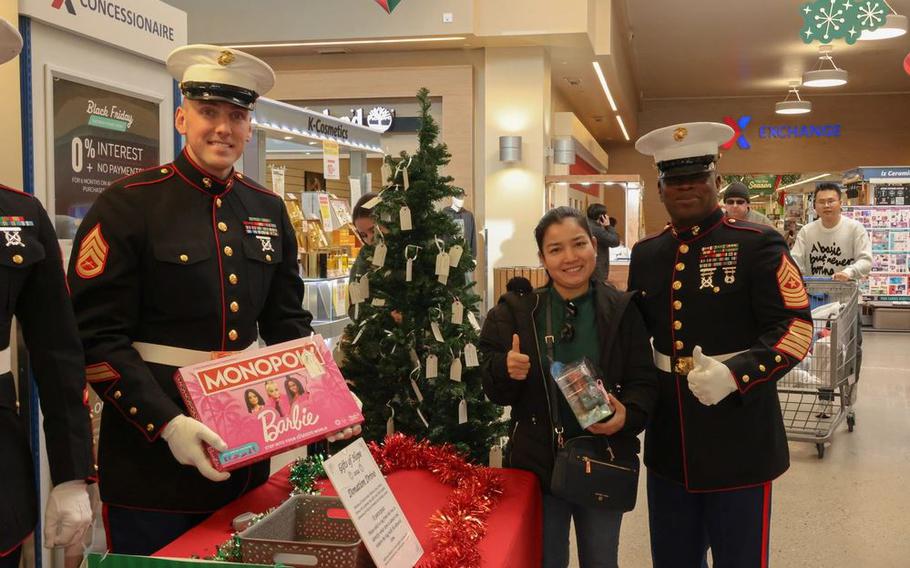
(859, 13, 908, 40)
(592, 61, 619, 112)
(283, 136, 293, 140)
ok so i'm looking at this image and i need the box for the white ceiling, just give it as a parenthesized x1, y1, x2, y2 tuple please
(625, 0, 910, 99)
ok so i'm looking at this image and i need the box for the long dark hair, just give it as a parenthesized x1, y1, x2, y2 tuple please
(245, 389, 265, 413)
(285, 375, 306, 401)
(534, 206, 592, 252)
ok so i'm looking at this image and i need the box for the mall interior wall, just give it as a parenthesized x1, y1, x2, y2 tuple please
(607, 93, 910, 235)
(0, 0, 22, 188)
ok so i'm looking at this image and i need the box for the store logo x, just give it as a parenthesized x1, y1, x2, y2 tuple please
(51, 0, 77, 15)
(721, 115, 751, 150)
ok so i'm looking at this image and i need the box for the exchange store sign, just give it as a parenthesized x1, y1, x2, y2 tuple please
(721, 114, 842, 151)
(21, 0, 186, 63)
(53, 77, 160, 239)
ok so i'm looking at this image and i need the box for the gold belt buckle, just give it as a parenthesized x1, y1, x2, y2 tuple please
(674, 356, 694, 375)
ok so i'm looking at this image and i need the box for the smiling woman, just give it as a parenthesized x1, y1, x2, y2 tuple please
(479, 205, 657, 568)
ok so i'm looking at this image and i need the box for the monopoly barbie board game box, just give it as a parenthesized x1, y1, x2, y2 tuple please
(174, 336, 363, 471)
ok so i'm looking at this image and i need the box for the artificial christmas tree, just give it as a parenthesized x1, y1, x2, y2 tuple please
(339, 88, 505, 463)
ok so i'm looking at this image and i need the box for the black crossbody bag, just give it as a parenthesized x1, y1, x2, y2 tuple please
(544, 296, 640, 511)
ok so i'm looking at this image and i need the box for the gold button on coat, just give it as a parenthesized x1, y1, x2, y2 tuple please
(129, 407, 137, 415)
(679, 244, 690, 254)
(775, 355, 782, 363)
(113, 391, 122, 399)
(713, 286, 720, 293)
(159, 168, 168, 174)
(179, 254, 189, 263)
(742, 375, 750, 383)
(230, 301, 239, 313)
(265, 254, 272, 262)
(673, 320, 682, 331)
(675, 263, 685, 271)
(229, 274, 238, 285)
(218, 222, 228, 232)
(673, 300, 682, 310)
(146, 424, 155, 432)
(759, 364, 766, 372)
(673, 281, 682, 290)
(675, 340, 684, 350)
(12, 255, 23, 264)
(228, 329, 238, 341)
(216, 198, 223, 208)
(224, 246, 233, 256)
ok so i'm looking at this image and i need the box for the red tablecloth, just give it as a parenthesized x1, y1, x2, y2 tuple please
(154, 465, 541, 567)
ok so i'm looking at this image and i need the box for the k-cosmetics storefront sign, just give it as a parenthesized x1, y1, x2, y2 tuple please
(21, 0, 186, 63)
(721, 115, 842, 150)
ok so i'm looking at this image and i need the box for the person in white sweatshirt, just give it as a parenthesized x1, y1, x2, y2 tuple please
(791, 183, 872, 281)
(790, 182, 870, 394)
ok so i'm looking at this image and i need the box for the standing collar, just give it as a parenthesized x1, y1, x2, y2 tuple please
(670, 207, 725, 241)
(173, 148, 234, 196)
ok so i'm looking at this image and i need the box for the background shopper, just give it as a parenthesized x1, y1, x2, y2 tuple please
(480, 206, 656, 568)
(586, 203, 621, 284)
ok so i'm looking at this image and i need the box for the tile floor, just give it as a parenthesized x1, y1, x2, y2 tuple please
(565, 331, 910, 567)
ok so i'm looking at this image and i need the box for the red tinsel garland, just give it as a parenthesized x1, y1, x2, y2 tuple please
(368, 434, 504, 568)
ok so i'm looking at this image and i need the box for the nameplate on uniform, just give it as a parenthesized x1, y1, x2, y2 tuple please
(243, 217, 279, 237)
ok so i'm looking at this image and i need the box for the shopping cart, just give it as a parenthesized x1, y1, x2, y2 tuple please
(777, 278, 859, 459)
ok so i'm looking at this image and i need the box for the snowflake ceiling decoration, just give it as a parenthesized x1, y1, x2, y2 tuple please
(800, 0, 889, 44)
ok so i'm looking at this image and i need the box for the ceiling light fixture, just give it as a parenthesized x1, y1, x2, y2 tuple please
(859, 1, 908, 40)
(615, 115, 630, 141)
(226, 36, 467, 49)
(776, 173, 830, 192)
(776, 81, 813, 114)
(592, 61, 618, 111)
(802, 45, 847, 87)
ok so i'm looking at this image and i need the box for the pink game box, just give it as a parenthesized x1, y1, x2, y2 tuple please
(174, 336, 364, 472)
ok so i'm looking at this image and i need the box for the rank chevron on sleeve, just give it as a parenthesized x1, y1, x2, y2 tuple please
(76, 223, 110, 279)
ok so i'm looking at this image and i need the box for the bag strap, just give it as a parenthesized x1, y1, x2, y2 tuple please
(543, 295, 566, 447)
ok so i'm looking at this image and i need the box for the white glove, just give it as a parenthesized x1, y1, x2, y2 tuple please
(44, 480, 92, 548)
(162, 415, 230, 482)
(687, 346, 738, 406)
(327, 392, 363, 443)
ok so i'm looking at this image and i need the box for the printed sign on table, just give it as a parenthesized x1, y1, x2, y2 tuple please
(323, 438, 424, 568)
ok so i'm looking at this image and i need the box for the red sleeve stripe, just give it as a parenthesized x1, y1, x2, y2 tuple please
(86, 362, 120, 383)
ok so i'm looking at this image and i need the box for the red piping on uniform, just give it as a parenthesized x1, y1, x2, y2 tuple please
(634, 225, 671, 246)
(686, 475, 784, 494)
(102, 380, 163, 442)
(173, 166, 213, 196)
(182, 148, 232, 184)
(0, 535, 30, 557)
(0, 184, 26, 195)
(234, 175, 280, 198)
(669, 248, 690, 488)
(211, 202, 227, 351)
(102, 503, 112, 551)
(124, 170, 174, 189)
(760, 482, 772, 568)
(110, 163, 174, 187)
(724, 218, 764, 234)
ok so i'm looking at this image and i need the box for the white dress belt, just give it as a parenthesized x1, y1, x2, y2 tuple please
(0, 346, 11, 375)
(132, 341, 257, 368)
(652, 347, 746, 375)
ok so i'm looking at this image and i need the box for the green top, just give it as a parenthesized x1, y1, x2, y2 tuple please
(535, 286, 601, 439)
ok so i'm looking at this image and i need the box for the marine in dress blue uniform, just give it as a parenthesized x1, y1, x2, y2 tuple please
(628, 123, 812, 568)
(0, 18, 94, 567)
(67, 45, 316, 555)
